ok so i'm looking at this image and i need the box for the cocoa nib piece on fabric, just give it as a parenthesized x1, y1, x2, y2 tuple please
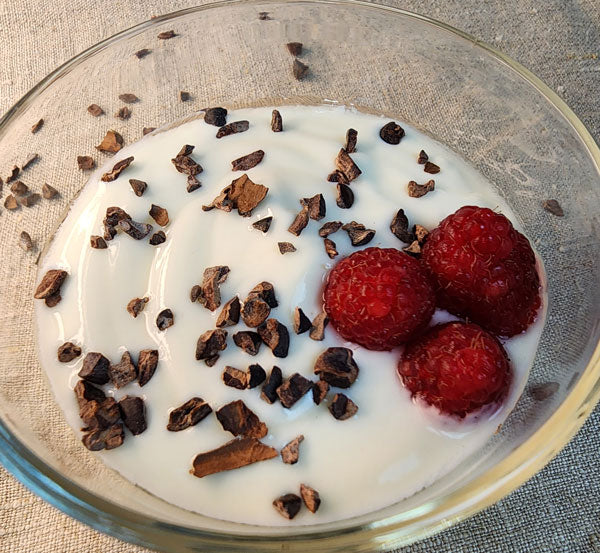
(258, 319, 290, 357)
(271, 109, 283, 132)
(543, 199, 564, 216)
(194, 265, 230, 312)
(191, 437, 277, 478)
(318, 221, 342, 237)
(344, 128, 358, 154)
(273, 494, 302, 519)
(261, 366, 283, 404)
(314, 347, 359, 388)
(248, 281, 278, 308)
(312, 380, 329, 405)
(82, 423, 124, 451)
(323, 238, 338, 259)
(292, 59, 309, 80)
(203, 174, 268, 217)
(293, 307, 311, 335)
(101, 156, 134, 182)
(248, 364, 266, 388)
(119, 396, 147, 435)
(222, 366, 249, 390)
(278, 242, 296, 254)
(156, 308, 174, 330)
(12, 183, 28, 197)
(19, 231, 34, 252)
(78, 352, 110, 385)
(252, 216, 272, 233)
(216, 120, 249, 139)
(288, 206, 309, 236)
(329, 393, 358, 420)
(19, 193, 41, 208)
(301, 193, 326, 221)
(31, 118, 44, 134)
(233, 331, 262, 356)
(309, 312, 329, 341)
(180, 91, 191, 102)
(335, 148, 361, 182)
(390, 208, 414, 243)
(300, 484, 321, 513)
(119, 93, 139, 104)
(90, 235, 107, 249)
(195, 329, 228, 364)
(407, 179, 435, 198)
(129, 179, 147, 196)
(142, 127, 156, 136)
(342, 221, 375, 246)
(135, 48, 151, 59)
(34, 269, 67, 300)
(379, 121, 405, 144)
(149, 231, 166, 245)
(336, 183, 354, 209)
(21, 153, 39, 170)
(127, 298, 150, 319)
(241, 296, 271, 327)
(115, 105, 132, 120)
(258, 11, 271, 20)
(42, 183, 58, 199)
(529, 381, 560, 401)
(57, 342, 81, 362)
(286, 42, 303, 56)
(203, 107, 227, 127)
(149, 204, 169, 226)
(424, 161, 440, 174)
(157, 30, 177, 39)
(231, 150, 264, 172)
(4, 194, 19, 211)
(138, 349, 159, 387)
(96, 130, 124, 153)
(77, 155, 95, 170)
(276, 373, 313, 408)
(417, 150, 429, 164)
(6, 165, 19, 183)
(118, 219, 153, 240)
(109, 351, 138, 389)
(171, 144, 203, 176)
(79, 397, 119, 431)
(167, 397, 212, 431)
(281, 435, 304, 464)
(216, 296, 241, 328)
(216, 399, 268, 438)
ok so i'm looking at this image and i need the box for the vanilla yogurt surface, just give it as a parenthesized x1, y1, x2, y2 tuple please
(35, 105, 546, 526)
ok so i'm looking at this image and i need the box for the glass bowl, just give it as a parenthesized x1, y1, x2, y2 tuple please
(1, 1, 599, 551)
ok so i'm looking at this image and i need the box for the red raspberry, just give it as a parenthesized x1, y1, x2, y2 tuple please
(323, 247, 435, 351)
(398, 322, 512, 417)
(421, 206, 541, 337)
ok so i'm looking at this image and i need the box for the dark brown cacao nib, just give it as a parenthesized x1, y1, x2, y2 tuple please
(167, 397, 212, 431)
(314, 347, 359, 388)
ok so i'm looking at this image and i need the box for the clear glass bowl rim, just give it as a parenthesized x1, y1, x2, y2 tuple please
(1, 0, 600, 549)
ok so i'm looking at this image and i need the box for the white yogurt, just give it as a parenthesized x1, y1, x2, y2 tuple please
(35, 105, 546, 526)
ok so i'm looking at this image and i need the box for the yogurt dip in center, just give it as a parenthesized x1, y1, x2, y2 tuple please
(35, 105, 546, 525)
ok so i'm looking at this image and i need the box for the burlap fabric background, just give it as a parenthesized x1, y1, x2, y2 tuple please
(0, 0, 598, 551)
